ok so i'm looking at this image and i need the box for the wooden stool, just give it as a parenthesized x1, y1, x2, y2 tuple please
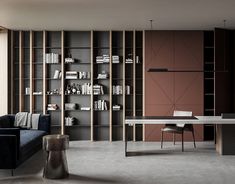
(43, 134, 69, 179)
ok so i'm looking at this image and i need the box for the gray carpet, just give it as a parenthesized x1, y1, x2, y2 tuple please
(0, 141, 235, 184)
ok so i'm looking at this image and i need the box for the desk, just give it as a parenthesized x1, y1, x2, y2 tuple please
(125, 116, 235, 156)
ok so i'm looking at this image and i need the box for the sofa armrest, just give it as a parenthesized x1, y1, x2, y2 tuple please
(38, 114, 51, 133)
(0, 128, 20, 158)
(0, 135, 18, 169)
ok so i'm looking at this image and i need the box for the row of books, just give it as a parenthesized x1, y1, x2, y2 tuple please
(94, 100, 108, 111)
(65, 116, 76, 126)
(93, 84, 104, 95)
(81, 83, 92, 95)
(113, 85, 123, 95)
(96, 55, 121, 63)
(65, 71, 91, 79)
(53, 70, 62, 79)
(96, 55, 110, 63)
(45, 53, 60, 63)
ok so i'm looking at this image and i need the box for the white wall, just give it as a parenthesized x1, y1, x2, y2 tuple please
(0, 30, 8, 115)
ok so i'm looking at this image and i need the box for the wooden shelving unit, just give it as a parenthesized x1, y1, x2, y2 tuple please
(203, 31, 215, 141)
(10, 30, 144, 141)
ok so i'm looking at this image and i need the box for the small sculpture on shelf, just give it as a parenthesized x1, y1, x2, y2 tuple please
(65, 85, 71, 95)
(71, 83, 77, 94)
(65, 52, 75, 64)
(125, 53, 133, 63)
(47, 88, 61, 95)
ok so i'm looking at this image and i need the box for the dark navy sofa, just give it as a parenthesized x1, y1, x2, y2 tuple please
(0, 114, 50, 175)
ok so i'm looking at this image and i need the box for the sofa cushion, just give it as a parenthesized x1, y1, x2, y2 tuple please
(0, 115, 12, 128)
(20, 130, 46, 156)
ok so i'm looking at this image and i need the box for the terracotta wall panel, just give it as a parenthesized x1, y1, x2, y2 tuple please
(145, 31, 204, 141)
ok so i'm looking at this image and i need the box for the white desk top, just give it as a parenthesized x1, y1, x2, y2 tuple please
(125, 116, 235, 125)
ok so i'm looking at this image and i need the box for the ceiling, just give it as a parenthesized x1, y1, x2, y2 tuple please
(0, 0, 235, 30)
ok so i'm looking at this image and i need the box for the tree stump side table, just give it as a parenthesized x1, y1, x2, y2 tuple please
(43, 134, 69, 179)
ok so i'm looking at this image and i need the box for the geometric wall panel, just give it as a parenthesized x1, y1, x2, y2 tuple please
(145, 31, 204, 141)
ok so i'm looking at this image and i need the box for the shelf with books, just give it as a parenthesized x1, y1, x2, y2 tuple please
(63, 31, 92, 140)
(10, 30, 143, 141)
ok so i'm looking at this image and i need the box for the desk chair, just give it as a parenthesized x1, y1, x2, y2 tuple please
(160, 110, 196, 152)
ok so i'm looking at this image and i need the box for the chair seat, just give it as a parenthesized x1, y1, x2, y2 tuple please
(161, 126, 183, 133)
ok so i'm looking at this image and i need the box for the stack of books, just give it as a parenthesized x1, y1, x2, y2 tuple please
(97, 71, 109, 79)
(47, 104, 58, 111)
(96, 55, 110, 63)
(125, 58, 133, 63)
(93, 84, 104, 95)
(125, 53, 133, 63)
(112, 85, 123, 95)
(65, 103, 78, 110)
(81, 107, 91, 111)
(45, 53, 59, 63)
(65, 71, 78, 79)
(94, 100, 108, 111)
(112, 55, 120, 63)
(112, 105, 121, 111)
(33, 91, 42, 95)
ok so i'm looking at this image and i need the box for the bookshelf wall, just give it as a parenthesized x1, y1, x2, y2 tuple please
(203, 31, 215, 141)
(10, 30, 144, 141)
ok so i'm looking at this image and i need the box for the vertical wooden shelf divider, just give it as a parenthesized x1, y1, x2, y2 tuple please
(29, 31, 34, 113)
(43, 31, 47, 115)
(109, 30, 113, 141)
(10, 31, 14, 114)
(123, 31, 126, 141)
(91, 30, 94, 141)
(133, 30, 136, 142)
(142, 30, 146, 141)
(19, 31, 23, 112)
(61, 30, 65, 135)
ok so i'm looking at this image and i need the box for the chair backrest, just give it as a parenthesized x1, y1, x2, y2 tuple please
(173, 110, 192, 128)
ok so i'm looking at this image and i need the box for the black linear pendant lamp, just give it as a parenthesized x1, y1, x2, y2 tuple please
(148, 20, 228, 73)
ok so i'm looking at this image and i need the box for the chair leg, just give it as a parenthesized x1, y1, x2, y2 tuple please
(173, 133, 176, 145)
(181, 132, 184, 152)
(161, 131, 163, 149)
(11, 169, 14, 176)
(192, 130, 196, 148)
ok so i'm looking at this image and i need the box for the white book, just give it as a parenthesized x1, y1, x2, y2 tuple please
(53, 70, 60, 79)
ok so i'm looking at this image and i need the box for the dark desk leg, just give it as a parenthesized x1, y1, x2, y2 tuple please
(125, 124, 128, 157)
(216, 124, 235, 155)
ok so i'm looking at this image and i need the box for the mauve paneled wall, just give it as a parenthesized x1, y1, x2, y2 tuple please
(145, 31, 204, 141)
